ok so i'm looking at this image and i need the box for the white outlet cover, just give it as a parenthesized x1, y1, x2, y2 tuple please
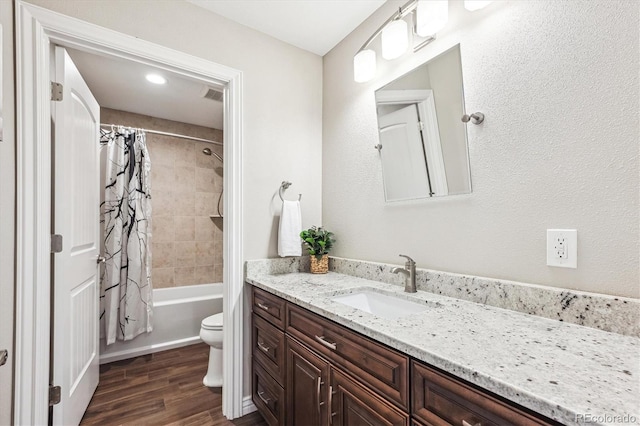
(547, 229, 577, 268)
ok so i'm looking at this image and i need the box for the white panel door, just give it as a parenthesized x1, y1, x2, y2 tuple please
(378, 104, 432, 201)
(52, 46, 101, 426)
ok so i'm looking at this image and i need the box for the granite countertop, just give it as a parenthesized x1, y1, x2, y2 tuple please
(246, 271, 640, 426)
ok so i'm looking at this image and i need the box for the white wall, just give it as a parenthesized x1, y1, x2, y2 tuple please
(323, 0, 639, 298)
(0, 1, 15, 423)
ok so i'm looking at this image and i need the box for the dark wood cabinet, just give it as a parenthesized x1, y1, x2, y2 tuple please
(253, 313, 286, 386)
(285, 336, 330, 426)
(251, 286, 558, 426)
(331, 368, 409, 426)
(411, 360, 557, 426)
(252, 287, 408, 426)
(253, 361, 285, 426)
(253, 287, 286, 329)
(286, 303, 409, 410)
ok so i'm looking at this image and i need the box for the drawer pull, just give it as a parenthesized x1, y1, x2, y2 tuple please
(257, 340, 271, 353)
(314, 335, 337, 350)
(462, 421, 481, 426)
(257, 302, 270, 311)
(257, 390, 271, 405)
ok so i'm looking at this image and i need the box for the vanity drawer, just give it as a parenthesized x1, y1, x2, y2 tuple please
(411, 360, 556, 426)
(253, 287, 286, 329)
(253, 362, 285, 426)
(253, 313, 286, 386)
(286, 303, 409, 410)
(331, 368, 409, 426)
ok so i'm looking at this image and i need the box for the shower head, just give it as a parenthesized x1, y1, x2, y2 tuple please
(202, 147, 223, 163)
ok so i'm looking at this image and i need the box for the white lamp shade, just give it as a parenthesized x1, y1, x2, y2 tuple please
(464, 0, 492, 11)
(381, 19, 408, 60)
(354, 49, 376, 83)
(416, 0, 449, 37)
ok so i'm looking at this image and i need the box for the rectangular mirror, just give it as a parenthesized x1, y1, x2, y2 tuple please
(375, 45, 471, 202)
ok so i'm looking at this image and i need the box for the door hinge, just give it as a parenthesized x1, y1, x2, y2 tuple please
(0, 349, 7, 367)
(51, 234, 63, 253)
(418, 121, 424, 131)
(51, 82, 63, 101)
(49, 385, 61, 406)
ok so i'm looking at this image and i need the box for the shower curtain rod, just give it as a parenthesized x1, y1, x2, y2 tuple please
(100, 123, 223, 146)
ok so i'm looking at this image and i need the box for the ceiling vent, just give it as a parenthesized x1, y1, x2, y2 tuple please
(200, 86, 224, 102)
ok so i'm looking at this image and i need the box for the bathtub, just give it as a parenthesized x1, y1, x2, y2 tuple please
(99, 283, 223, 364)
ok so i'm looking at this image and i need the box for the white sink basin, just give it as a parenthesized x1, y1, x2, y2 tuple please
(331, 290, 431, 320)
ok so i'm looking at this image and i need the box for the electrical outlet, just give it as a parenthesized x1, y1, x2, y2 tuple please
(547, 229, 577, 268)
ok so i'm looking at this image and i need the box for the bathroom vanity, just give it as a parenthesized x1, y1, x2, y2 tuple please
(251, 286, 555, 426)
(246, 259, 639, 426)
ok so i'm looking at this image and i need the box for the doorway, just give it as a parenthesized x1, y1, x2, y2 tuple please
(15, 2, 245, 424)
(51, 44, 228, 424)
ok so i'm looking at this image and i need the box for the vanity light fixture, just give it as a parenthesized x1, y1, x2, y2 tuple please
(464, 0, 493, 11)
(416, 0, 448, 37)
(353, 0, 447, 83)
(354, 49, 377, 83)
(381, 19, 409, 60)
(145, 73, 167, 85)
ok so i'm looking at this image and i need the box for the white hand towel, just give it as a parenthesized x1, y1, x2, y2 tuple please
(278, 200, 302, 257)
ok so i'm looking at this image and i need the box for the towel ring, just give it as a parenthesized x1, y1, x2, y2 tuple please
(279, 181, 302, 202)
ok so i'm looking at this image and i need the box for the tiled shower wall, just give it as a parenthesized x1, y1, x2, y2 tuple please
(102, 108, 224, 288)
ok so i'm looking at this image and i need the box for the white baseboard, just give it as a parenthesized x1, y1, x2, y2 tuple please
(242, 395, 257, 415)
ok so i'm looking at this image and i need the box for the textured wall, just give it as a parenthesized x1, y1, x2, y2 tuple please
(323, 0, 639, 298)
(102, 108, 224, 288)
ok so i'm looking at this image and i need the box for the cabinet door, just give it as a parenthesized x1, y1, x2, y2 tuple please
(331, 369, 409, 426)
(286, 336, 330, 426)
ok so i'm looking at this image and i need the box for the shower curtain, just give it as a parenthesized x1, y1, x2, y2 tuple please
(100, 127, 153, 345)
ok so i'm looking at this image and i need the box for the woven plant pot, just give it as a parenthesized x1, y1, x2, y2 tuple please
(310, 254, 329, 274)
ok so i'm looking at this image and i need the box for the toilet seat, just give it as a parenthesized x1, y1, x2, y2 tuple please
(201, 313, 223, 330)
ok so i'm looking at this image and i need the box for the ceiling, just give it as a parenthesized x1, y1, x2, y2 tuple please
(188, 0, 385, 56)
(67, 49, 224, 129)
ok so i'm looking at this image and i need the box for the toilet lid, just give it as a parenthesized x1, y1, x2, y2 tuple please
(202, 313, 223, 329)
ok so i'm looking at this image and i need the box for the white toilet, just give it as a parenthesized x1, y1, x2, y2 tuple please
(199, 312, 223, 387)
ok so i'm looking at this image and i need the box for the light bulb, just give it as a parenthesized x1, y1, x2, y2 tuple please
(353, 49, 376, 83)
(381, 19, 408, 60)
(416, 0, 449, 37)
(464, 0, 493, 11)
(145, 74, 167, 85)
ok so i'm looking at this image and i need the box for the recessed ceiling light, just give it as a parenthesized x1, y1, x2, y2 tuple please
(145, 74, 167, 85)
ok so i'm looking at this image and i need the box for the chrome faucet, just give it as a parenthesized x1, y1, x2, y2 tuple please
(391, 254, 417, 293)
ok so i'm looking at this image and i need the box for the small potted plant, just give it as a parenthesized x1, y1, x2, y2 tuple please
(300, 226, 335, 274)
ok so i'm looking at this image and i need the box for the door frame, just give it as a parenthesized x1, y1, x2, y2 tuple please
(15, 2, 245, 424)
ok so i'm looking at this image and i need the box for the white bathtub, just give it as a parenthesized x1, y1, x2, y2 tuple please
(99, 283, 223, 364)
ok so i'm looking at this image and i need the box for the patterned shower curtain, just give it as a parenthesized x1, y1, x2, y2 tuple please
(100, 127, 153, 345)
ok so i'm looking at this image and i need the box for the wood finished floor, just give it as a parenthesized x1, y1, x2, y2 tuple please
(81, 343, 267, 426)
